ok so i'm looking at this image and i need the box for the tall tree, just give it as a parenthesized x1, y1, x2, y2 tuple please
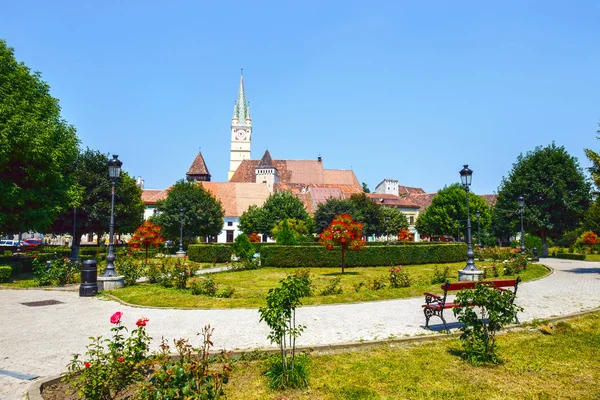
(381, 206, 409, 240)
(584, 122, 600, 192)
(52, 149, 145, 253)
(349, 193, 385, 237)
(314, 197, 356, 234)
(238, 204, 263, 236)
(415, 184, 491, 240)
(495, 143, 591, 257)
(155, 180, 224, 241)
(0, 39, 79, 234)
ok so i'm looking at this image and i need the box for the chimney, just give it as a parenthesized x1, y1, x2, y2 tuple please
(136, 176, 144, 189)
(317, 155, 322, 163)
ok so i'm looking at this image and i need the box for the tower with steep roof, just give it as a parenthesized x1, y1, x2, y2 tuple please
(228, 70, 252, 181)
(255, 149, 278, 192)
(186, 151, 211, 182)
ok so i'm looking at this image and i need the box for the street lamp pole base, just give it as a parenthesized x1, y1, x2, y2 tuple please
(458, 269, 484, 282)
(176, 250, 187, 258)
(97, 275, 125, 291)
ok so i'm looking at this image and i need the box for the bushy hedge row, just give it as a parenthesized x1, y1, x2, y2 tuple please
(187, 245, 233, 263)
(261, 243, 467, 268)
(553, 253, 586, 261)
(0, 265, 12, 282)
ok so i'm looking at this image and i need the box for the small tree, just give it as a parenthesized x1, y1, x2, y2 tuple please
(453, 283, 522, 365)
(231, 233, 255, 266)
(319, 214, 365, 273)
(129, 221, 165, 263)
(580, 231, 599, 254)
(258, 273, 312, 389)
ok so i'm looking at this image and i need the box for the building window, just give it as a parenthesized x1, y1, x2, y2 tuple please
(227, 221, 233, 227)
(226, 230, 234, 243)
(409, 216, 414, 225)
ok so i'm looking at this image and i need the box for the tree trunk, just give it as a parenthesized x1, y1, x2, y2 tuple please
(341, 247, 346, 274)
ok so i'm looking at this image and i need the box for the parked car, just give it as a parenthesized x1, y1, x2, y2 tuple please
(22, 239, 42, 247)
(0, 240, 20, 247)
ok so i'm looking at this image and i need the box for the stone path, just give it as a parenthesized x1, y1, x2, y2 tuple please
(0, 258, 599, 399)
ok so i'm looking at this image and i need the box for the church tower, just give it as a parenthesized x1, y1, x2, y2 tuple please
(228, 71, 252, 181)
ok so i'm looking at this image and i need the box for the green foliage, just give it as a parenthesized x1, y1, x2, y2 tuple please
(139, 326, 231, 400)
(65, 312, 151, 400)
(381, 206, 409, 239)
(453, 283, 523, 365)
(258, 272, 312, 389)
(370, 276, 387, 290)
(33, 256, 80, 286)
(431, 266, 451, 284)
(584, 123, 600, 192)
(415, 183, 491, 238)
(314, 197, 356, 234)
(388, 265, 412, 288)
(273, 218, 306, 245)
(190, 277, 218, 296)
(52, 149, 145, 253)
(3, 250, 12, 257)
(261, 243, 467, 268)
(155, 180, 224, 240)
(215, 287, 235, 298)
(0, 39, 79, 235)
(187, 244, 232, 263)
(265, 353, 310, 390)
(553, 253, 586, 260)
(319, 276, 343, 296)
(0, 265, 12, 282)
(239, 191, 313, 236)
(494, 143, 591, 256)
(231, 234, 255, 263)
(115, 254, 143, 286)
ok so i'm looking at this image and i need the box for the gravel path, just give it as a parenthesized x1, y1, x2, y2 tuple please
(0, 258, 598, 399)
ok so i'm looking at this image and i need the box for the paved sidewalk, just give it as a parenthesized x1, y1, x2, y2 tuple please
(0, 258, 599, 399)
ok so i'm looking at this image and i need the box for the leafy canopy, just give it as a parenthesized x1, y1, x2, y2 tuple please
(415, 183, 491, 238)
(0, 39, 79, 234)
(52, 149, 144, 247)
(494, 143, 590, 256)
(154, 180, 224, 240)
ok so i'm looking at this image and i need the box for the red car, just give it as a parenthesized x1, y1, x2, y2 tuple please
(22, 239, 42, 247)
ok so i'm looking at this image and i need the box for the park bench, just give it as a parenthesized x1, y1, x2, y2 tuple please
(422, 277, 521, 333)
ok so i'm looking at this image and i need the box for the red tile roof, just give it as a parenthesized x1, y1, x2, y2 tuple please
(186, 152, 211, 177)
(398, 185, 425, 195)
(366, 193, 420, 209)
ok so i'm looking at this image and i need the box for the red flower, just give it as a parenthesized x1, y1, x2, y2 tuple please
(136, 317, 149, 327)
(84, 362, 91, 369)
(110, 311, 123, 324)
(117, 357, 125, 363)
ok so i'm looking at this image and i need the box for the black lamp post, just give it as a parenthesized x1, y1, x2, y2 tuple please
(102, 155, 122, 277)
(517, 195, 525, 255)
(458, 164, 480, 279)
(476, 209, 481, 247)
(176, 208, 186, 256)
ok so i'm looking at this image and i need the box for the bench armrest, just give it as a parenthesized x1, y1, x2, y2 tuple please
(423, 292, 442, 304)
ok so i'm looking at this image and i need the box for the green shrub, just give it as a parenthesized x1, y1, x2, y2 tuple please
(33, 257, 80, 286)
(261, 243, 467, 268)
(431, 266, 451, 284)
(388, 265, 412, 288)
(115, 255, 143, 286)
(553, 253, 586, 260)
(319, 276, 343, 296)
(232, 234, 255, 264)
(190, 276, 218, 296)
(371, 276, 388, 290)
(187, 244, 232, 263)
(0, 265, 12, 282)
(3, 250, 12, 257)
(215, 287, 235, 298)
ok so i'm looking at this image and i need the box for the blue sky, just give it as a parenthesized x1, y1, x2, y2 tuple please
(2, 1, 598, 195)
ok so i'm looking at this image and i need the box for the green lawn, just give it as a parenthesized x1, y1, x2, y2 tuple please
(584, 254, 600, 261)
(224, 313, 600, 399)
(0, 271, 39, 288)
(106, 262, 549, 309)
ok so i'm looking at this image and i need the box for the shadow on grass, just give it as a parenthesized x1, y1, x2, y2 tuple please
(323, 272, 360, 276)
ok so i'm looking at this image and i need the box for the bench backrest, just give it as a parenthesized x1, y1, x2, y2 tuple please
(442, 278, 519, 292)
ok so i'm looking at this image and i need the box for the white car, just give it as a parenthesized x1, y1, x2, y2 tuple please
(0, 240, 20, 247)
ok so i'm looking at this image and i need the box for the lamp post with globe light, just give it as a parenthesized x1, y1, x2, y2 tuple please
(102, 155, 122, 277)
(176, 208, 186, 257)
(457, 165, 483, 281)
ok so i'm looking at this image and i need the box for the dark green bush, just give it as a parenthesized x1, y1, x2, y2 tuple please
(187, 244, 232, 263)
(553, 253, 586, 260)
(261, 243, 467, 268)
(0, 265, 12, 282)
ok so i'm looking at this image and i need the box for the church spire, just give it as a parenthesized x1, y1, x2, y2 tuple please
(232, 69, 249, 124)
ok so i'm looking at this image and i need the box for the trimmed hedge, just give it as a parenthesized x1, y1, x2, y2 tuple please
(261, 243, 467, 268)
(553, 253, 586, 261)
(187, 244, 233, 263)
(0, 265, 11, 282)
